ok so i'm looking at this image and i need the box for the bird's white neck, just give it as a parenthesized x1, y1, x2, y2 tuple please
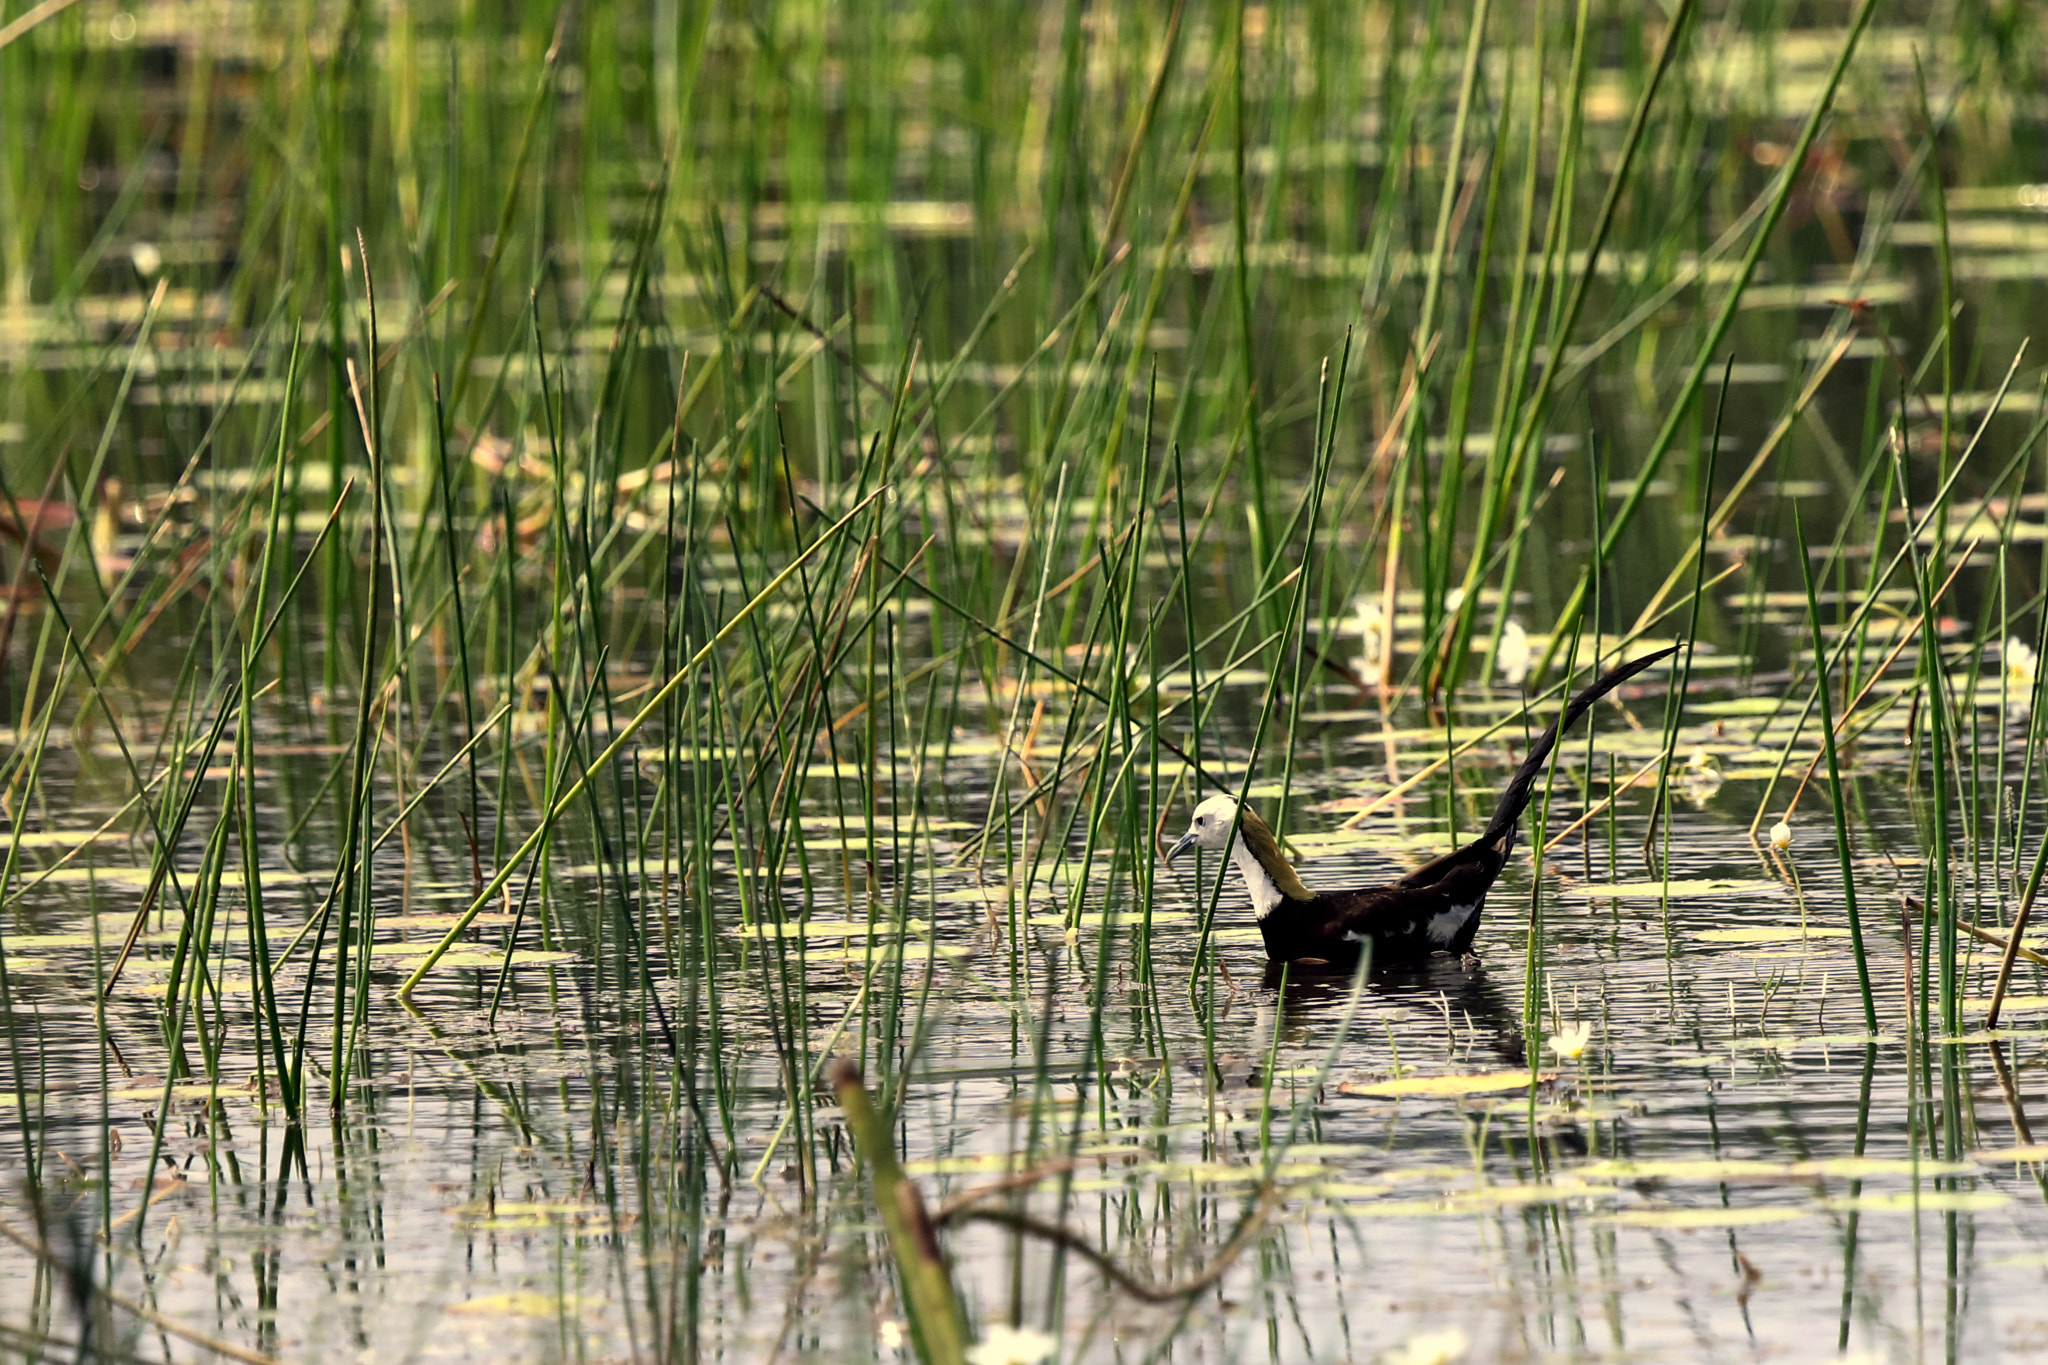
(1229, 832, 1290, 919)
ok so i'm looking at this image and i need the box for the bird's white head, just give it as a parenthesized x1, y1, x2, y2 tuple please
(1166, 793, 1243, 861)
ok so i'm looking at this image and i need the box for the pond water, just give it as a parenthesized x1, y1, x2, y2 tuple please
(1, 641, 2045, 1363)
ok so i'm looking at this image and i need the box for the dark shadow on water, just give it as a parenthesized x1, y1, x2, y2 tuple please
(1263, 955, 1528, 1065)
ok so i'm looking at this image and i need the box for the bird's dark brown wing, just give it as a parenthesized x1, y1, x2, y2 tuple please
(1311, 849, 1502, 948)
(1395, 831, 1510, 891)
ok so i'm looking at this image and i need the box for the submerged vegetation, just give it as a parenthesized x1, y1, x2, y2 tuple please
(2, 0, 2047, 1360)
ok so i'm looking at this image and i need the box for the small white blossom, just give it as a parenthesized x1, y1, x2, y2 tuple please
(877, 1320, 905, 1352)
(1352, 601, 1387, 664)
(1547, 1021, 1593, 1061)
(2005, 637, 2038, 688)
(1383, 1327, 1470, 1365)
(968, 1324, 1057, 1365)
(1494, 619, 1530, 686)
(1768, 821, 1793, 852)
(130, 241, 162, 277)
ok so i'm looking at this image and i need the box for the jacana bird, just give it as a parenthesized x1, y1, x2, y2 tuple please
(1165, 645, 1680, 966)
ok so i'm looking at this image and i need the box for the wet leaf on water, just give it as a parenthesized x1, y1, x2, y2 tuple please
(3, 933, 110, 949)
(1601, 1206, 1811, 1229)
(1574, 1159, 1812, 1182)
(931, 884, 1052, 905)
(446, 1292, 589, 1317)
(109, 1081, 240, 1103)
(1699, 926, 1851, 943)
(1331, 1199, 1472, 1218)
(1963, 995, 2048, 1013)
(1825, 1190, 2009, 1213)
(1027, 911, 1194, 928)
(1568, 879, 1784, 901)
(0, 829, 117, 850)
(799, 942, 973, 963)
(1789, 1157, 1979, 1178)
(1340, 1071, 1555, 1098)
(1689, 698, 1794, 716)
(375, 913, 520, 930)
(737, 918, 932, 938)
(430, 950, 581, 969)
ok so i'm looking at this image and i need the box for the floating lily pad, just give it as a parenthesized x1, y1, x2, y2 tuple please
(1826, 1190, 2009, 1213)
(1790, 1157, 1978, 1178)
(1789, 1033, 1896, 1049)
(1729, 1033, 1895, 1054)
(1568, 879, 1783, 901)
(375, 913, 519, 930)
(437, 950, 579, 969)
(1963, 995, 2048, 1013)
(446, 1292, 589, 1317)
(1340, 1071, 1555, 1098)
(1602, 1206, 1811, 1229)
(1333, 1198, 1474, 1218)
(1699, 926, 1850, 943)
(1027, 911, 1194, 929)
(800, 942, 972, 963)
(2, 932, 106, 949)
(1689, 698, 1795, 717)
(931, 884, 1053, 905)
(739, 918, 931, 938)
(109, 1081, 238, 1103)
(1574, 1159, 1806, 1182)
(1, 829, 117, 850)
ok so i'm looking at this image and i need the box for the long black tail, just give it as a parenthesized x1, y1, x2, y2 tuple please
(1479, 644, 1682, 848)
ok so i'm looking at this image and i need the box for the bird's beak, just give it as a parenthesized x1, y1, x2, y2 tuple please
(1165, 830, 1199, 862)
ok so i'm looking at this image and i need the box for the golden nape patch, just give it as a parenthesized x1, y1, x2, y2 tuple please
(1238, 810, 1314, 901)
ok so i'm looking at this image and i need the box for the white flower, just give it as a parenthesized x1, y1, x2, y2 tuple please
(1352, 601, 1387, 661)
(877, 1320, 905, 1352)
(968, 1324, 1057, 1365)
(130, 241, 162, 277)
(1685, 746, 1716, 772)
(1768, 821, 1793, 852)
(1383, 1327, 1470, 1365)
(1494, 619, 1530, 686)
(1547, 1020, 1593, 1061)
(2005, 637, 2038, 688)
